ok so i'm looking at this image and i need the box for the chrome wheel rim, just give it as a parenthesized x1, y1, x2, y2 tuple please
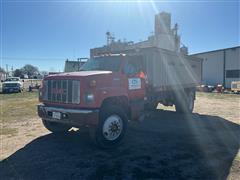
(102, 115, 123, 141)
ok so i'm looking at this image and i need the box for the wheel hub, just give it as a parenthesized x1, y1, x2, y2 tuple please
(103, 115, 123, 141)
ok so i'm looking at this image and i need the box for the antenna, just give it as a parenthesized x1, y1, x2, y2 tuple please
(106, 31, 115, 45)
(77, 58, 80, 71)
(173, 23, 178, 36)
(106, 31, 111, 45)
(111, 33, 115, 43)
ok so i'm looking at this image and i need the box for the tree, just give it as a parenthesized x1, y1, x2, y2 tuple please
(13, 69, 24, 77)
(40, 71, 48, 76)
(21, 64, 39, 77)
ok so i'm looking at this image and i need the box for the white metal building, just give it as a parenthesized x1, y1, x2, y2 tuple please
(193, 46, 240, 88)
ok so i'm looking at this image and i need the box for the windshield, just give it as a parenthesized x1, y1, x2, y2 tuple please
(5, 78, 20, 81)
(80, 56, 121, 72)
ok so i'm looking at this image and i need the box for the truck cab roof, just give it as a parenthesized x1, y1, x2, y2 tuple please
(5, 77, 21, 82)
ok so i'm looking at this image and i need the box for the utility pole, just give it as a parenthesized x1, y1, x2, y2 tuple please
(6, 64, 8, 78)
(11, 65, 13, 76)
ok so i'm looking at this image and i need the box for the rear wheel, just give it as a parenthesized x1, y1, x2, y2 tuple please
(91, 105, 128, 148)
(175, 91, 195, 113)
(42, 119, 71, 133)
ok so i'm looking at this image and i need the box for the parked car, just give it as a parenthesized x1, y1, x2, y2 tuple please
(2, 77, 23, 93)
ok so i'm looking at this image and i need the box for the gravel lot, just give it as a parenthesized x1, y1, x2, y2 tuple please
(0, 92, 239, 179)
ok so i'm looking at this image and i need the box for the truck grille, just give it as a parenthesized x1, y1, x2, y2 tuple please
(5, 83, 18, 87)
(43, 80, 80, 104)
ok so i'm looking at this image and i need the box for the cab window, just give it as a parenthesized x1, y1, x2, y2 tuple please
(123, 57, 144, 76)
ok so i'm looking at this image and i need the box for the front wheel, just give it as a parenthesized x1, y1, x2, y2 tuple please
(42, 119, 71, 133)
(91, 105, 128, 148)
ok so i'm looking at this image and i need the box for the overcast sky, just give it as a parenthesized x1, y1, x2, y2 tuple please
(1, 0, 239, 72)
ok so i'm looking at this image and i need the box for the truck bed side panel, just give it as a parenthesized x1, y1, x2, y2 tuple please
(143, 48, 202, 90)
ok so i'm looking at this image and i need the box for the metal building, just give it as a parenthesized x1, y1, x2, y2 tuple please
(64, 58, 88, 72)
(193, 46, 240, 88)
(90, 12, 181, 58)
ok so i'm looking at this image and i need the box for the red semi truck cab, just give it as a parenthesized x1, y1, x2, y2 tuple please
(38, 54, 147, 147)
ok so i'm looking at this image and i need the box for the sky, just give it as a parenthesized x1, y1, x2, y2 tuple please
(1, 0, 239, 72)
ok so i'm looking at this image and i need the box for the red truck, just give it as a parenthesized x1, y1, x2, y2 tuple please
(38, 47, 202, 148)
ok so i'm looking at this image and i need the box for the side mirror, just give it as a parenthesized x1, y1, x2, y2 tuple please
(1, 80, 3, 82)
(22, 80, 24, 82)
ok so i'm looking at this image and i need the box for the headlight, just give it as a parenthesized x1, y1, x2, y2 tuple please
(85, 93, 94, 103)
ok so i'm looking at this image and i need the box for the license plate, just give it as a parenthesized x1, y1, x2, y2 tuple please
(52, 112, 61, 120)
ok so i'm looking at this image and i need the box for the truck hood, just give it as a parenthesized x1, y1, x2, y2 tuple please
(3, 81, 21, 84)
(47, 71, 112, 78)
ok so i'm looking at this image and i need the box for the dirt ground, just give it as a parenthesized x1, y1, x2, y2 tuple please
(0, 92, 239, 179)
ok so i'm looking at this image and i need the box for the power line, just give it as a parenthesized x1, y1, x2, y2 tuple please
(2, 57, 67, 61)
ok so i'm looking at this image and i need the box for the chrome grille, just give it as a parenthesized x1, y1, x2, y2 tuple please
(4, 83, 18, 87)
(43, 80, 80, 104)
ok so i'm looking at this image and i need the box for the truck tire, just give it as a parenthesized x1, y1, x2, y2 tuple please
(42, 119, 71, 133)
(91, 105, 128, 148)
(175, 91, 194, 113)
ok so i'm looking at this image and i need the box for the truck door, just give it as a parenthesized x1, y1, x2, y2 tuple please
(123, 57, 146, 120)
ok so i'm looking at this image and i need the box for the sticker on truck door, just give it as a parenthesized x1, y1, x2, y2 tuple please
(128, 78, 141, 90)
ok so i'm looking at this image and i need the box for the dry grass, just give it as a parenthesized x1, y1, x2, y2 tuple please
(160, 92, 240, 124)
(0, 91, 39, 123)
(197, 91, 239, 100)
(0, 128, 18, 136)
(0, 91, 48, 160)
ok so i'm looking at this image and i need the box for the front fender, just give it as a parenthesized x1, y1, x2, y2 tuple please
(95, 87, 129, 107)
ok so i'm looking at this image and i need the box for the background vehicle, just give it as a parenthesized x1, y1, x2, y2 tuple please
(2, 77, 24, 93)
(38, 47, 202, 148)
(231, 81, 240, 93)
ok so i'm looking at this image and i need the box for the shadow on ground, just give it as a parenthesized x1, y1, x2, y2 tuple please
(1, 110, 240, 179)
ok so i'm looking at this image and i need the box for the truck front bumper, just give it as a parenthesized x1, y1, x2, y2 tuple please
(37, 104, 99, 127)
(3, 87, 20, 93)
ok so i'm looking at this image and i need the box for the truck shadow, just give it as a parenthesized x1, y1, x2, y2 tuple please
(1, 110, 240, 179)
